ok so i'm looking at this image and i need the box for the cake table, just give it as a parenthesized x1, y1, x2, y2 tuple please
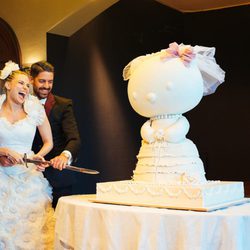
(55, 195, 250, 250)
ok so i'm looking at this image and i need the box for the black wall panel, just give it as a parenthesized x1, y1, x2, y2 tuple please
(47, 0, 250, 194)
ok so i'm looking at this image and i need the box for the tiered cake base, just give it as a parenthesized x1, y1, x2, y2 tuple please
(94, 180, 247, 211)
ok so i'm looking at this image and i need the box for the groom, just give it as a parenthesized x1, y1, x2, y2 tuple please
(30, 61, 81, 208)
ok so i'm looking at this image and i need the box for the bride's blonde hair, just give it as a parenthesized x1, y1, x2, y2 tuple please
(0, 70, 33, 95)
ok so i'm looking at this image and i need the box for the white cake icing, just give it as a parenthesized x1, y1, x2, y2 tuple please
(96, 43, 245, 210)
(97, 181, 244, 209)
(133, 139, 206, 184)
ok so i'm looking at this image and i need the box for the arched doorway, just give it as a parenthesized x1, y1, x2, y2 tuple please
(0, 18, 21, 69)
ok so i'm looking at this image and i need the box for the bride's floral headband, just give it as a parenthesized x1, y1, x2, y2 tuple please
(0, 61, 20, 80)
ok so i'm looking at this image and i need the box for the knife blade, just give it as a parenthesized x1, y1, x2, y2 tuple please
(23, 155, 99, 174)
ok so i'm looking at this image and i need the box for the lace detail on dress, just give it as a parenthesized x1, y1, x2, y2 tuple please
(0, 94, 46, 127)
(24, 95, 46, 126)
(0, 167, 55, 249)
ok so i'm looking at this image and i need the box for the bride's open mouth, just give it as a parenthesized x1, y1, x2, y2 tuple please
(18, 92, 26, 100)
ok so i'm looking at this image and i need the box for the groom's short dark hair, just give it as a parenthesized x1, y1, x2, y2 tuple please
(30, 61, 54, 78)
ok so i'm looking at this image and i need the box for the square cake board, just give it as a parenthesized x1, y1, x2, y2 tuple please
(90, 196, 250, 212)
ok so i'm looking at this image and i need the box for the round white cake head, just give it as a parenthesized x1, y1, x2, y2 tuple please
(126, 53, 204, 118)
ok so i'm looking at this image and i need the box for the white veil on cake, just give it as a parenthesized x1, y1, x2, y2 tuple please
(193, 45, 225, 96)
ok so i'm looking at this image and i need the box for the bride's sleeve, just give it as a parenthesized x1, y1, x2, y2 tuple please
(24, 95, 46, 126)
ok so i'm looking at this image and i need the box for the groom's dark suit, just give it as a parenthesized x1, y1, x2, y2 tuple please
(32, 93, 81, 207)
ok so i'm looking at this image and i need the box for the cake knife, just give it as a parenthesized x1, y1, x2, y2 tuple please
(23, 154, 99, 174)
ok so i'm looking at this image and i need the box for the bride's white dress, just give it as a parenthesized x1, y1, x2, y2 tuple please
(0, 94, 54, 250)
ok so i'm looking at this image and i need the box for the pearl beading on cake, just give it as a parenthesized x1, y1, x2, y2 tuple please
(150, 114, 181, 121)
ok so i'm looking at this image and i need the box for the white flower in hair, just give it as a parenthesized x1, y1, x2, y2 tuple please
(0, 61, 20, 80)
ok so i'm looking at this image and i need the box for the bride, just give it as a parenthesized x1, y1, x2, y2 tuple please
(0, 61, 55, 249)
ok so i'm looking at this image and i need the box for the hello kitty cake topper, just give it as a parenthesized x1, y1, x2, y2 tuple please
(123, 42, 225, 145)
(122, 42, 225, 183)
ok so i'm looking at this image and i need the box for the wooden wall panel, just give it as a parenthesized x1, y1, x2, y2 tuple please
(0, 18, 21, 69)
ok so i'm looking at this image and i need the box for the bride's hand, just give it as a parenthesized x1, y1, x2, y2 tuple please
(32, 154, 49, 172)
(0, 155, 16, 166)
(0, 148, 24, 166)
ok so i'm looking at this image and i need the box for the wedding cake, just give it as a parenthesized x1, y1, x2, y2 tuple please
(96, 42, 245, 211)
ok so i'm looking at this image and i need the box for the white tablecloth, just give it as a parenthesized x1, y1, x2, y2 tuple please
(55, 195, 250, 250)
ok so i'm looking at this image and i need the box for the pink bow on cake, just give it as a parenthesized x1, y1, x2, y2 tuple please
(161, 42, 195, 66)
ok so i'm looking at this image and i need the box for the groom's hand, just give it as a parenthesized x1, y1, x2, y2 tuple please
(50, 154, 69, 171)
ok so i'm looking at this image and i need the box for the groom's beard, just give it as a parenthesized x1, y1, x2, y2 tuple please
(35, 87, 52, 99)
